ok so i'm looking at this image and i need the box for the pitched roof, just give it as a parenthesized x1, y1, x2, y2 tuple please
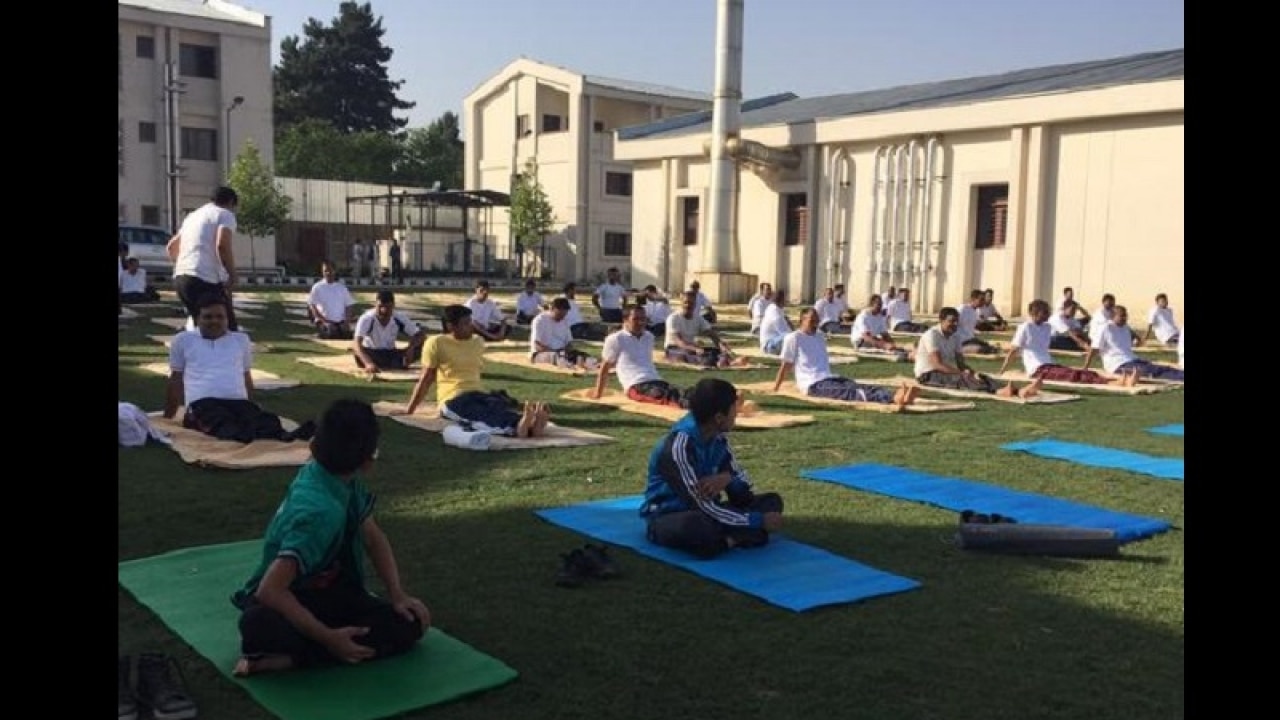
(118, 0, 266, 28)
(584, 74, 708, 103)
(618, 48, 1183, 141)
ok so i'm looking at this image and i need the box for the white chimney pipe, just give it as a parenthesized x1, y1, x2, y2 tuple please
(702, 0, 744, 274)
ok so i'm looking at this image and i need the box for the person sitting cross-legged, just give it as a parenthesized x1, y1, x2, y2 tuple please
(230, 398, 430, 677)
(163, 293, 316, 443)
(1049, 300, 1092, 351)
(998, 300, 1136, 386)
(776, 308, 918, 408)
(914, 307, 1043, 399)
(351, 290, 429, 376)
(641, 378, 784, 559)
(401, 305, 550, 437)
(530, 297, 598, 370)
(464, 280, 510, 341)
(758, 288, 794, 356)
(1143, 293, 1181, 348)
(665, 291, 747, 368)
(975, 288, 1008, 331)
(593, 305, 691, 407)
(119, 257, 161, 303)
(956, 289, 1000, 355)
(1082, 305, 1185, 381)
(514, 279, 545, 325)
(746, 282, 774, 335)
(307, 260, 357, 340)
(813, 286, 850, 335)
(849, 294, 909, 361)
(885, 288, 929, 334)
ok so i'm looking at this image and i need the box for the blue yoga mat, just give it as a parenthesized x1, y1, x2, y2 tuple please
(535, 495, 920, 612)
(1001, 438, 1184, 481)
(798, 464, 1172, 543)
(1147, 424, 1184, 437)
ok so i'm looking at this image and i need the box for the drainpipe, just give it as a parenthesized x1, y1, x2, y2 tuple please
(866, 146, 888, 296)
(162, 27, 184, 233)
(920, 136, 943, 313)
(902, 138, 920, 293)
(826, 146, 852, 290)
(703, 0, 744, 277)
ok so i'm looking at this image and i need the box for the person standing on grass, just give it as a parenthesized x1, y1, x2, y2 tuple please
(389, 239, 404, 283)
(641, 378, 784, 559)
(231, 398, 430, 676)
(167, 185, 240, 331)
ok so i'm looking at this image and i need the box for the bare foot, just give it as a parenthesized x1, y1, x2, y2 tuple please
(1018, 379, 1043, 400)
(995, 384, 1016, 398)
(893, 383, 919, 409)
(1121, 370, 1139, 387)
(531, 402, 551, 436)
(233, 654, 294, 677)
(516, 402, 537, 438)
(739, 399, 761, 416)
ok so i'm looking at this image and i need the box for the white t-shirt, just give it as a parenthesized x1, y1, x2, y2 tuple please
(1049, 311, 1081, 334)
(530, 312, 573, 352)
(1090, 322, 1138, 374)
(559, 297, 584, 326)
(814, 298, 845, 325)
(594, 282, 626, 310)
(759, 304, 792, 350)
(978, 303, 1001, 321)
(645, 299, 672, 327)
(780, 330, 837, 393)
(747, 295, 770, 324)
(956, 305, 980, 342)
(602, 330, 660, 390)
(168, 330, 252, 405)
(850, 310, 888, 342)
(172, 202, 237, 282)
(1089, 306, 1113, 336)
(1011, 321, 1054, 375)
(120, 269, 148, 294)
(1147, 306, 1179, 343)
(354, 309, 419, 350)
(666, 312, 712, 346)
(692, 291, 712, 313)
(307, 280, 355, 322)
(465, 297, 502, 327)
(885, 298, 913, 329)
(118, 258, 125, 288)
(914, 327, 961, 377)
(515, 291, 544, 317)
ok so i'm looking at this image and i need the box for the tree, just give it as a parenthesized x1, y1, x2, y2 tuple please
(394, 111, 464, 189)
(274, 1, 414, 136)
(275, 118, 401, 183)
(508, 158, 557, 277)
(229, 140, 293, 272)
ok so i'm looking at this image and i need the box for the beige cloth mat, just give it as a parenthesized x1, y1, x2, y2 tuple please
(295, 354, 420, 381)
(991, 370, 1179, 394)
(560, 388, 814, 428)
(119, 307, 141, 319)
(651, 351, 768, 371)
(369, 401, 614, 450)
(730, 345, 860, 365)
(148, 335, 271, 353)
(484, 350, 601, 377)
(288, 334, 409, 352)
(734, 380, 975, 414)
(884, 376, 1080, 404)
(146, 409, 311, 469)
(150, 316, 251, 333)
(137, 362, 299, 390)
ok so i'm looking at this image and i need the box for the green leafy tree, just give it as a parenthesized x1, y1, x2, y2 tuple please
(229, 139, 293, 272)
(274, 1, 414, 136)
(394, 111, 464, 189)
(509, 158, 557, 277)
(275, 118, 400, 183)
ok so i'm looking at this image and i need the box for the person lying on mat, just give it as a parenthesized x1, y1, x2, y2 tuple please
(162, 292, 316, 443)
(746, 282, 773, 335)
(758, 288, 794, 355)
(664, 291, 748, 368)
(914, 307, 1043, 399)
(849, 294, 909, 360)
(956, 290, 1000, 355)
(776, 308, 918, 407)
(813, 286, 850, 335)
(593, 305, 691, 407)
(1143, 293, 1181, 348)
(464, 280, 510, 341)
(401, 304, 550, 437)
(351, 290, 428, 375)
(976, 288, 1008, 331)
(998, 300, 1137, 387)
(514, 279, 545, 325)
(641, 378, 784, 559)
(885, 288, 929, 334)
(230, 399, 430, 677)
(1082, 305, 1185, 381)
(592, 266, 629, 325)
(307, 261, 357, 340)
(119, 257, 162, 303)
(531, 297, 598, 370)
(1049, 300, 1092, 351)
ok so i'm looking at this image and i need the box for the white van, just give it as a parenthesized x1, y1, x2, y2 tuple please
(118, 224, 174, 275)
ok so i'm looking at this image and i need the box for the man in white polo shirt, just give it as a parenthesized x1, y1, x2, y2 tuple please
(465, 280, 509, 341)
(758, 288, 793, 355)
(775, 308, 917, 408)
(885, 288, 928, 334)
(849, 294, 909, 361)
(530, 297, 597, 369)
(351, 290, 428, 375)
(514, 279, 545, 325)
(592, 266, 629, 324)
(307, 260, 357, 339)
(813, 286, 850, 335)
(998, 300, 1134, 386)
(1143, 293, 1181, 347)
(641, 285, 672, 337)
(956, 290, 999, 355)
(167, 185, 240, 331)
(664, 291, 742, 368)
(592, 306, 690, 407)
(915, 307, 1042, 398)
(1083, 305, 1184, 381)
(163, 292, 314, 443)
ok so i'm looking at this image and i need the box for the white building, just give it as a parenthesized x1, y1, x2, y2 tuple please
(118, 0, 275, 267)
(463, 58, 712, 283)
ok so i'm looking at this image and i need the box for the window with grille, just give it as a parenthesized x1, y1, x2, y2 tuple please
(603, 231, 631, 257)
(139, 122, 156, 143)
(681, 197, 700, 246)
(604, 172, 632, 197)
(974, 184, 1009, 249)
(542, 114, 563, 132)
(181, 127, 218, 162)
(136, 36, 155, 59)
(141, 206, 161, 226)
(179, 44, 217, 79)
(782, 193, 808, 246)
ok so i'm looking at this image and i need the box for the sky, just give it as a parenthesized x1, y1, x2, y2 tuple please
(238, 0, 1184, 135)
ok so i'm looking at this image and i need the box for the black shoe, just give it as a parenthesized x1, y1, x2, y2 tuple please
(960, 510, 992, 524)
(290, 420, 317, 441)
(136, 653, 198, 720)
(119, 656, 139, 720)
(580, 543, 622, 579)
(555, 549, 595, 588)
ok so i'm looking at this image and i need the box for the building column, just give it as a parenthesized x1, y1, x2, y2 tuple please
(1008, 125, 1048, 311)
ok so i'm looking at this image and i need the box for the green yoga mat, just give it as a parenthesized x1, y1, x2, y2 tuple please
(118, 540, 518, 720)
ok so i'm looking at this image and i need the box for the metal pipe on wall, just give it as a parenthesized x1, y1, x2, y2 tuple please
(882, 145, 899, 294)
(901, 139, 920, 292)
(920, 136, 943, 313)
(866, 146, 888, 296)
(826, 146, 852, 290)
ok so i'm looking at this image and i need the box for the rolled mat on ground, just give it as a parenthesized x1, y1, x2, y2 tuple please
(1000, 438, 1184, 481)
(535, 495, 920, 612)
(118, 540, 518, 720)
(369, 401, 615, 450)
(797, 463, 1172, 543)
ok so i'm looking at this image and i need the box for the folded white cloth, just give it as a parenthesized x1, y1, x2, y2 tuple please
(442, 424, 492, 451)
(118, 402, 172, 447)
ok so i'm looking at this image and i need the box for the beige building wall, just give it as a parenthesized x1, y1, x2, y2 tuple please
(118, 0, 275, 270)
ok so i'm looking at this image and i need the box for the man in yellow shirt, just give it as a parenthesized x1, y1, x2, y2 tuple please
(403, 305, 550, 437)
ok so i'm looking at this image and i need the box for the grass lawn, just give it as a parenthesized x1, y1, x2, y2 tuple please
(118, 290, 1184, 720)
